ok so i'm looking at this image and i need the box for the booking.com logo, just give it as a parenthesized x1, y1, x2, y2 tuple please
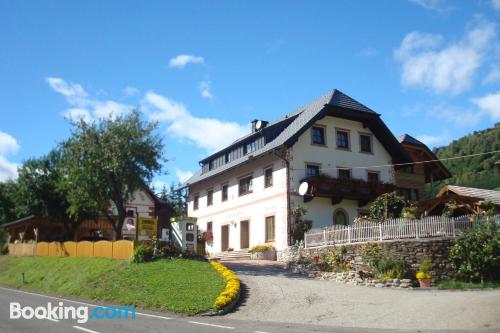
(10, 302, 136, 323)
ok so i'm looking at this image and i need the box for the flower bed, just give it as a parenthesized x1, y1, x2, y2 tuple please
(210, 261, 241, 312)
(249, 244, 276, 260)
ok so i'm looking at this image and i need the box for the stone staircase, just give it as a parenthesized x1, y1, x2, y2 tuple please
(212, 250, 251, 261)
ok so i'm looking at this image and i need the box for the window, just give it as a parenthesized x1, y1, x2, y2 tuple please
(360, 134, 372, 153)
(186, 233, 194, 242)
(311, 126, 326, 145)
(225, 152, 231, 164)
(401, 165, 415, 174)
(398, 188, 419, 201)
(207, 189, 213, 206)
(239, 175, 253, 196)
(208, 160, 214, 171)
(334, 209, 348, 226)
(265, 216, 275, 242)
(336, 129, 350, 149)
(221, 184, 228, 202)
(264, 167, 273, 188)
(126, 210, 135, 217)
(186, 223, 195, 231)
(193, 195, 199, 210)
(306, 164, 320, 177)
(367, 171, 379, 183)
(207, 222, 213, 232)
(338, 168, 351, 180)
(244, 141, 256, 155)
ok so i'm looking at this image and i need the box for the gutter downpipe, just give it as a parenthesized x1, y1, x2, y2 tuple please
(274, 148, 292, 246)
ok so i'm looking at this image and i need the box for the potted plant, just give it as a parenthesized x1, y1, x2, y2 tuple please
(416, 259, 432, 288)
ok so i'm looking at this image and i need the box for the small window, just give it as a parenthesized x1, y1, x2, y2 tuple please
(336, 129, 350, 149)
(306, 164, 320, 177)
(207, 189, 213, 206)
(264, 167, 273, 188)
(225, 153, 231, 164)
(360, 134, 372, 153)
(311, 126, 326, 145)
(186, 233, 194, 242)
(208, 160, 214, 171)
(265, 216, 275, 242)
(244, 142, 256, 155)
(126, 210, 135, 217)
(207, 222, 213, 232)
(186, 223, 195, 231)
(239, 175, 253, 196)
(338, 169, 351, 180)
(367, 171, 379, 183)
(193, 195, 199, 210)
(334, 209, 348, 226)
(221, 184, 228, 201)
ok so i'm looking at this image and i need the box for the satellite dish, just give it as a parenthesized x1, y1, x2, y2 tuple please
(298, 182, 309, 196)
(255, 120, 263, 130)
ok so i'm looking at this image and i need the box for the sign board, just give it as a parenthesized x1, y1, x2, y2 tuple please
(137, 216, 157, 240)
(122, 217, 137, 237)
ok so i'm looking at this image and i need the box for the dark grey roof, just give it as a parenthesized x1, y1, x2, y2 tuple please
(398, 134, 426, 146)
(445, 185, 500, 205)
(179, 89, 410, 189)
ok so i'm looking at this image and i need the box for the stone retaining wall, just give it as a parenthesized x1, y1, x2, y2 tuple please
(278, 237, 458, 282)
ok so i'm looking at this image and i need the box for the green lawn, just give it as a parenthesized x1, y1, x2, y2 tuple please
(0, 256, 225, 314)
(437, 279, 500, 290)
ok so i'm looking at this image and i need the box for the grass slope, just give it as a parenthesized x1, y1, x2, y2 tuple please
(0, 256, 225, 314)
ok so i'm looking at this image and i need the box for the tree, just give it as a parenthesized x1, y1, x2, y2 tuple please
(449, 221, 500, 282)
(62, 111, 164, 239)
(166, 183, 187, 217)
(0, 181, 18, 252)
(291, 206, 312, 242)
(369, 192, 407, 222)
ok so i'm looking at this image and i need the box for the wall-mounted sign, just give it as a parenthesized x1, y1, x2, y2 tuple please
(137, 216, 157, 240)
(122, 217, 137, 237)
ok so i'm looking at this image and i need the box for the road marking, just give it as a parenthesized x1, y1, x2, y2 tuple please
(254, 331, 272, 333)
(45, 316, 59, 323)
(73, 326, 101, 333)
(0, 287, 172, 320)
(188, 320, 235, 329)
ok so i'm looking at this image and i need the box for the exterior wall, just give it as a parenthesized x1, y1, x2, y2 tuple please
(289, 116, 395, 227)
(188, 153, 289, 253)
(394, 164, 426, 200)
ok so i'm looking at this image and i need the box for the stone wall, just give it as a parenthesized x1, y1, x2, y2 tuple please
(278, 237, 458, 282)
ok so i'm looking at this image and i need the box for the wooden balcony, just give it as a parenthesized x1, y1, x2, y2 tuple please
(300, 175, 396, 206)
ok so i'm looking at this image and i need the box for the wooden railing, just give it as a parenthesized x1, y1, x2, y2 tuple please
(304, 215, 499, 248)
(7, 240, 134, 260)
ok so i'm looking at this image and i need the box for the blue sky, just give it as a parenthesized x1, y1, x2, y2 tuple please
(1, 0, 500, 190)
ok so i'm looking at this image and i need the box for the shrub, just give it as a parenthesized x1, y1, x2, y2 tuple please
(129, 244, 154, 263)
(249, 244, 274, 253)
(449, 221, 500, 282)
(369, 192, 408, 222)
(362, 243, 407, 279)
(291, 206, 312, 242)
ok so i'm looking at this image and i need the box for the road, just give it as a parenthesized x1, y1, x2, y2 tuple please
(0, 286, 483, 333)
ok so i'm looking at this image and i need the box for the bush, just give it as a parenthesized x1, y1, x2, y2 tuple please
(129, 244, 154, 263)
(449, 221, 500, 282)
(362, 243, 407, 279)
(249, 244, 274, 253)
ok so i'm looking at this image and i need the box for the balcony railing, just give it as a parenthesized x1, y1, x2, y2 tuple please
(300, 174, 396, 206)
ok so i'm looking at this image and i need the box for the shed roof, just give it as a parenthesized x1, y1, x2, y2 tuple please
(439, 185, 500, 205)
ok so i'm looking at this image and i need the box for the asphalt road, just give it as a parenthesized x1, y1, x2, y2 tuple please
(0, 286, 492, 333)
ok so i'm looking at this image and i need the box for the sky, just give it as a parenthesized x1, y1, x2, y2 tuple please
(1, 0, 500, 190)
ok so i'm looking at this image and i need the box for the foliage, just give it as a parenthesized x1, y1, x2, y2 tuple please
(437, 279, 500, 290)
(369, 192, 408, 222)
(291, 206, 312, 242)
(442, 200, 459, 218)
(129, 244, 154, 263)
(449, 221, 500, 282)
(0, 256, 224, 314)
(316, 246, 351, 272)
(210, 261, 240, 310)
(249, 244, 274, 253)
(429, 123, 500, 193)
(0, 181, 18, 224)
(480, 200, 495, 218)
(361, 243, 407, 280)
(163, 183, 188, 217)
(62, 111, 165, 239)
(401, 206, 417, 220)
(419, 259, 431, 274)
(416, 272, 431, 280)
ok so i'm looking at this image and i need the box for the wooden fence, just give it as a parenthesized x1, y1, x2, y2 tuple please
(304, 215, 500, 248)
(8, 240, 134, 260)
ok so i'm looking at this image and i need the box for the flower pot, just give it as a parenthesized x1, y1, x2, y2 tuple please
(418, 278, 431, 288)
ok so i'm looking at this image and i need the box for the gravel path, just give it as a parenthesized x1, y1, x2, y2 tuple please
(223, 260, 500, 331)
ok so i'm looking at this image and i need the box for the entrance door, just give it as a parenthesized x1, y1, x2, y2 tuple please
(221, 225, 229, 251)
(240, 220, 250, 249)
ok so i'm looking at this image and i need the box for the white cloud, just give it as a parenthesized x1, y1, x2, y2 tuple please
(492, 0, 500, 10)
(123, 86, 139, 96)
(483, 64, 500, 84)
(416, 134, 450, 147)
(0, 131, 19, 181)
(427, 103, 481, 126)
(46, 77, 132, 122)
(168, 54, 204, 68)
(199, 81, 214, 100)
(143, 92, 249, 152)
(394, 19, 496, 95)
(176, 169, 194, 183)
(408, 0, 452, 13)
(471, 90, 500, 119)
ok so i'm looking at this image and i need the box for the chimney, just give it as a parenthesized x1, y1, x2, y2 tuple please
(251, 119, 268, 133)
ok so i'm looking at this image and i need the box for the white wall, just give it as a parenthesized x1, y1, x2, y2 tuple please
(289, 116, 395, 227)
(109, 189, 156, 218)
(188, 153, 289, 253)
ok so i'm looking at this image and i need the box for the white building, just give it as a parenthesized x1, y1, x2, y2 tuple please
(180, 90, 447, 256)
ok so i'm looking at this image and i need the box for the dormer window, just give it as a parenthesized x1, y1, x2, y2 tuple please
(208, 160, 214, 171)
(244, 141, 256, 155)
(225, 152, 232, 164)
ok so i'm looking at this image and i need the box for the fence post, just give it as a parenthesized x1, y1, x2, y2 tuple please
(451, 217, 456, 237)
(415, 220, 419, 239)
(378, 223, 382, 241)
(323, 229, 327, 246)
(347, 226, 351, 244)
(304, 232, 308, 248)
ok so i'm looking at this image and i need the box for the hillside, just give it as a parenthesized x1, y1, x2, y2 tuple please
(431, 123, 500, 192)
